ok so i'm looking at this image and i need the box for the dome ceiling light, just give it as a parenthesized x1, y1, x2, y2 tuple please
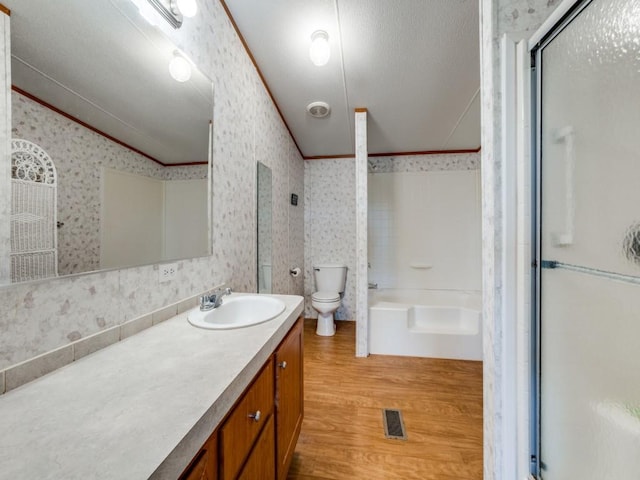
(169, 52, 192, 82)
(307, 101, 331, 118)
(132, 0, 198, 29)
(172, 0, 198, 18)
(309, 30, 330, 66)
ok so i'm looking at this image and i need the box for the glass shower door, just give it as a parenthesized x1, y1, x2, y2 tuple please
(536, 0, 640, 478)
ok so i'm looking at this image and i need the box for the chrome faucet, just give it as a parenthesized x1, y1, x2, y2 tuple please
(200, 287, 232, 311)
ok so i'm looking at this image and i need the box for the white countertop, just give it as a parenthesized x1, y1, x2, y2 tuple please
(0, 293, 304, 480)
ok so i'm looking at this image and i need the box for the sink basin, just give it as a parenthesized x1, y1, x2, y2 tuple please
(187, 295, 286, 330)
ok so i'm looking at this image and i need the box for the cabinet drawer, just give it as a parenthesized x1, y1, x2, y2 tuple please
(237, 414, 275, 480)
(220, 360, 274, 480)
(179, 432, 217, 480)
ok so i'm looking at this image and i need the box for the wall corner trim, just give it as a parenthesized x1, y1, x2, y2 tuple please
(0, 4, 10, 16)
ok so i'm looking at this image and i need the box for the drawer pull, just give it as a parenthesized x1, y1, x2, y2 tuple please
(248, 410, 261, 422)
(278, 361, 287, 369)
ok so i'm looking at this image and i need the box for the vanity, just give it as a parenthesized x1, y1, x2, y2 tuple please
(0, 293, 304, 480)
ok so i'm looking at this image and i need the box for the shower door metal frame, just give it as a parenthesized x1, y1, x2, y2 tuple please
(529, 0, 595, 477)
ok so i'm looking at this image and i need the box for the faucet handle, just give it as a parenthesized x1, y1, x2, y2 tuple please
(224, 287, 232, 295)
(199, 294, 212, 311)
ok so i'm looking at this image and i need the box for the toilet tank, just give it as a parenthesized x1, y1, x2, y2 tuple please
(313, 265, 347, 293)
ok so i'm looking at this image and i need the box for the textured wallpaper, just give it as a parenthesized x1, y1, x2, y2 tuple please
(304, 158, 357, 320)
(0, 0, 304, 373)
(368, 152, 480, 173)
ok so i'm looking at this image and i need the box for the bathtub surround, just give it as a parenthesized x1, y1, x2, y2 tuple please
(480, 0, 561, 478)
(0, 1, 304, 385)
(368, 289, 483, 360)
(368, 169, 481, 291)
(366, 150, 481, 362)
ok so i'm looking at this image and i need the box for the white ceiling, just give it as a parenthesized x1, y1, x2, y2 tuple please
(224, 0, 480, 158)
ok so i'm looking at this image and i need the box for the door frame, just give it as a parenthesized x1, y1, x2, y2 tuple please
(528, 0, 594, 477)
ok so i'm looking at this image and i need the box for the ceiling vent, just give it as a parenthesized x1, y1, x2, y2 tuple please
(306, 101, 331, 118)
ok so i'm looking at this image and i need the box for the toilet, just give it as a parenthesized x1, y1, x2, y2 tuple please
(311, 265, 347, 336)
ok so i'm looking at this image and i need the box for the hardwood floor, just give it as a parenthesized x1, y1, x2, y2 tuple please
(286, 319, 483, 480)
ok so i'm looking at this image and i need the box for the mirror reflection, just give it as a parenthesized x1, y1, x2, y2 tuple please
(257, 162, 272, 294)
(3, 0, 213, 285)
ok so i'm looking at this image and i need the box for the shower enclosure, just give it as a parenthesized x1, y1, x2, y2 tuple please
(532, 0, 640, 477)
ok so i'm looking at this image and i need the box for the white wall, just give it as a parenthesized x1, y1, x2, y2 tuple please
(164, 179, 208, 260)
(100, 169, 164, 269)
(368, 170, 481, 291)
(100, 172, 208, 269)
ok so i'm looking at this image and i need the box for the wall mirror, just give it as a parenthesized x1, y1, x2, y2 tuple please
(256, 162, 272, 294)
(2, 0, 213, 285)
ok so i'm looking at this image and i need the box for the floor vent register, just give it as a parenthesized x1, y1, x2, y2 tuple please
(382, 409, 407, 440)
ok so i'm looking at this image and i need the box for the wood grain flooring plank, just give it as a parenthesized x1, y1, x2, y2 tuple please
(287, 319, 483, 480)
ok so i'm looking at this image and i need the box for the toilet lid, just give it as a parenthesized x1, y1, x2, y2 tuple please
(312, 291, 340, 302)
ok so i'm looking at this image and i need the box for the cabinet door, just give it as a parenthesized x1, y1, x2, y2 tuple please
(220, 361, 274, 480)
(275, 317, 304, 480)
(237, 414, 275, 480)
(179, 433, 217, 480)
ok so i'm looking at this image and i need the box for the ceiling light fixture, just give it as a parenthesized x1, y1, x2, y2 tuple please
(169, 52, 192, 82)
(309, 30, 330, 66)
(307, 101, 331, 118)
(173, 0, 198, 18)
(136, 0, 197, 29)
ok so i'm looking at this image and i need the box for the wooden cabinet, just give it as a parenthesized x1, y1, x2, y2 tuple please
(237, 415, 275, 480)
(275, 318, 304, 480)
(179, 432, 217, 480)
(180, 316, 303, 480)
(220, 361, 274, 480)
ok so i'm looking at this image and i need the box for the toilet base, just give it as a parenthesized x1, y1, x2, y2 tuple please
(316, 313, 336, 336)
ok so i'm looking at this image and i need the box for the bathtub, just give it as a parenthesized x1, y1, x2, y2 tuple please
(368, 289, 482, 361)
